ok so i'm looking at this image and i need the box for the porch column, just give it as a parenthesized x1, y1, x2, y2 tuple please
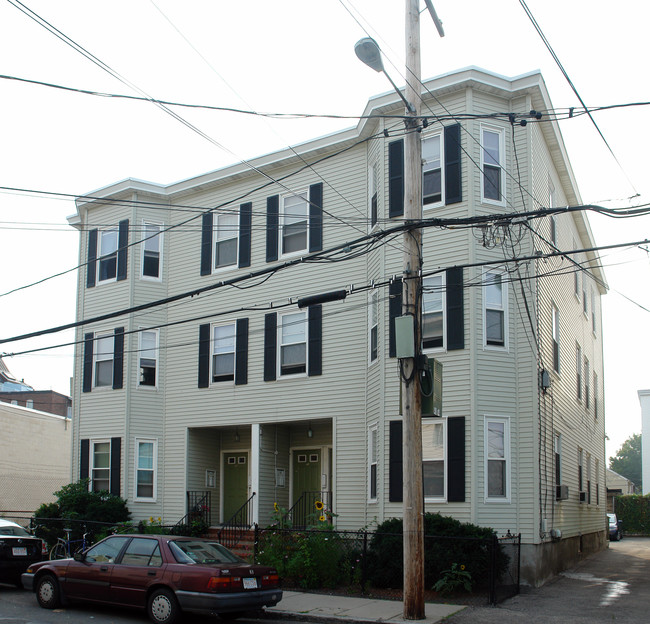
(251, 424, 260, 525)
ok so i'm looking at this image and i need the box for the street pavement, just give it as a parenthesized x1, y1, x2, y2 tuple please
(266, 537, 650, 624)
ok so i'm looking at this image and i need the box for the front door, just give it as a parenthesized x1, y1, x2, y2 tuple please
(292, 449, 321, 507)
(222, 452, 248, 523)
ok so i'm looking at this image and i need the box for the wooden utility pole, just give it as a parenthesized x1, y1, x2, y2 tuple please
(402, 0, 424, 619)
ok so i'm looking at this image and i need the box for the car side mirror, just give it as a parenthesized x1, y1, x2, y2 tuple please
(73, 551, 86, 562)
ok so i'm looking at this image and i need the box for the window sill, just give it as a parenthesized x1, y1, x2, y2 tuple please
(484, 497, 511, 504)
(133, 498, 157, 504)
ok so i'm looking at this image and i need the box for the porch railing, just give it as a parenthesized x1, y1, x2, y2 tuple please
(184, 491, 212, 526)
(218, 492, 256, 548)
(285, 490, 332, 528)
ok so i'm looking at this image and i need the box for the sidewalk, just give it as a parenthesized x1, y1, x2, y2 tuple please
(265, 590, 466, 624)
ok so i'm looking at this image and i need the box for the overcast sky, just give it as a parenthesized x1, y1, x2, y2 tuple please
(1, 0, 648, 460)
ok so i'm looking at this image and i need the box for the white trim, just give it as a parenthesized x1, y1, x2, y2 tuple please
(219, 448, 251, 524)
(93, 330, 114, 389)
(422, 130, 444, 209)
(368, 426, 378, 503)
(140, 220, 163, 281)
(138, 328, 159, 389)
(422, 418, 447, 503)
(280, 191, 309, 259)
(90, 438, 111, 493)
(133, 438, 158, 502)
(369, 162, 379, 232)
(97, 227, 119, 285)
(212, 210, 240, 273)
(210, 321, 237, 384)
(251, 424, 260, 525)
(368, 290, 379, 365)
(482, 269, 508, 351)
(277, 310, 308, 378)
(484, 415, 511, 503)
(480, 123, 506, 206)
(422, 273, 446, 352)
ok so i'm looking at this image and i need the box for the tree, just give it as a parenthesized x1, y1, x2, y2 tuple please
(609, 434, 642, 491)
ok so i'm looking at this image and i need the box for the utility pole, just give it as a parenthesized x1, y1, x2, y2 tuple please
(402, 0, 424, 619)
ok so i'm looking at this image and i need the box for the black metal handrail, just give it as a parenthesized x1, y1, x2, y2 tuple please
(218, 492, 256, 548)
(174, 491, 211, 531)
(285, 490, 332, 528)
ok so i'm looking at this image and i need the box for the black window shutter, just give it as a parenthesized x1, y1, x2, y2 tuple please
(201, 212, 213, 276)
(110, 437, 121, 496)
(239, 203, 252, 268)
(83, 333, 94, 393)
(446, 267, 464, 350)
(388, 279, 402, 358)
(235, 318, 249, 386)
(80, 439, 90, 481)
(117, 219, 129, 281)
(308, 304, 323, 376)
(444, 124, 462, 205)
(264, 312, 277, 381)
(447, 416, 466, 502)
(388, 139, 404, 218)
(266, 195, 279, 262)
(389, 420, 403, 502)
(309, 183, 323, 253)
(112, 327, 124, 390)
(198, 323, 210, 388)
(87, 229, 97, 288)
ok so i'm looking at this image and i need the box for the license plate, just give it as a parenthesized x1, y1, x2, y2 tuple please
(243, 577, 257, 589)
(12, 547, 27, 556)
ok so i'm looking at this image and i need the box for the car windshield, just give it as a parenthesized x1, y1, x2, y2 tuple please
(0, 524, 31, 537)
(168, 540, 243, 565)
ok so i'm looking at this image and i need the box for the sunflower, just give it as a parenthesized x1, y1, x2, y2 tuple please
(319, 515, 326, 522)
(274, 502, 279, 512)
(315, 500, 325, 511)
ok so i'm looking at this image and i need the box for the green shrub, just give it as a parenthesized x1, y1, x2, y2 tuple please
(615, 494, 650, 534)
(33, 480, 130, 546)
(366, 513, 508, 591)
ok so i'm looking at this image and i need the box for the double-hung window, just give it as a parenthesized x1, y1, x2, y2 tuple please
(594, 372, 599, 419)
(586, 452, 592, 504)
(214, 211, 239, 270)
(485, 417, 510, 501)
(135, 439, 156, 501)
(369, 163, 378, 229)
(281, 193, 309, 256)
(212, 323, 236, 382)
(422, 420, 446, 500)
(578, 448, 584, 493)
(279, 311, 307, 376)
(141, 222, 162, 279)
(582, 275, 588, 317)
(484, 270, 507, 348)
(94, 333, 114, 388)
(584, 358, 590, 409)
(552, 304, 560, 373)
(549, 178, 557, 245)
(98, 228, 118, 283)
(591, 289, 597, 334)
(576, 344, 583, 401)
(422, 274, 445, 350)
(554, 433, 562, 487)
(369, 290, 378, 363)
(481, 125, 505, 204)
(422, 134, 442, 207)
(138, 329, 158, 387)
(91, 440, 111, 492)
(368, 427, 378, 501)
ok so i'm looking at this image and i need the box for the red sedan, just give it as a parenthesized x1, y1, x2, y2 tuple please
(21, 534, 282, 624)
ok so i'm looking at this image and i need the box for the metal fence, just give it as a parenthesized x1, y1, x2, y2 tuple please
(254, 526, 520, 606)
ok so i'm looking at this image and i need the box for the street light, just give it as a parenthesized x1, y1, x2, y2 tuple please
(354, 38, 415, 113)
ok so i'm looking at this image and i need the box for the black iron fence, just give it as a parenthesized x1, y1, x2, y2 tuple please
(254, 526, 520, 606)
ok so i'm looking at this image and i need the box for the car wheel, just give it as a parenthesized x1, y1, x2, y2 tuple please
(219, 612, 245, 621)
(147, 588, 180, 624)
(36, 574, 61, 609)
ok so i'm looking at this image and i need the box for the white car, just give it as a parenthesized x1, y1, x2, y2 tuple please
(0, 519, 47, 587)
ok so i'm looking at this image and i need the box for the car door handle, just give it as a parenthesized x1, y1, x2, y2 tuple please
(148, 571, 157, 576)
(100, 566, 109, 571)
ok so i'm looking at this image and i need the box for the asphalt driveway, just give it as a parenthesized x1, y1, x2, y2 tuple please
(448, 537, 650, 623)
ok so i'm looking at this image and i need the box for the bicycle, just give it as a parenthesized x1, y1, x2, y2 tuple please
(49, 528, 90, 560)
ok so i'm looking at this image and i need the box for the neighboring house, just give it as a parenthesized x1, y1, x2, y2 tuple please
(639, 390, 650, 495)
(68, 67, 606, 586)
(0, 401, 71, 523)
(0, 390, 72, 419)
(0, 357, 33, 392)
(606, 468, 635, 512)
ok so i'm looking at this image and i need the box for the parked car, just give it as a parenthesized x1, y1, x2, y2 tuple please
(0, 519, 46, 587)
(608, 513, 623, 541)
(22, 534, 282, 624)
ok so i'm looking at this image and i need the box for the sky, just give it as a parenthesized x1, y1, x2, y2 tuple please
(1, 0, 649, 461)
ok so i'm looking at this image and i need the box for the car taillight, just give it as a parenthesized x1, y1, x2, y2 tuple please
(207, 576, 233, 591)
(261, 574, 279, 587)
(41, 541, 48, 556)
